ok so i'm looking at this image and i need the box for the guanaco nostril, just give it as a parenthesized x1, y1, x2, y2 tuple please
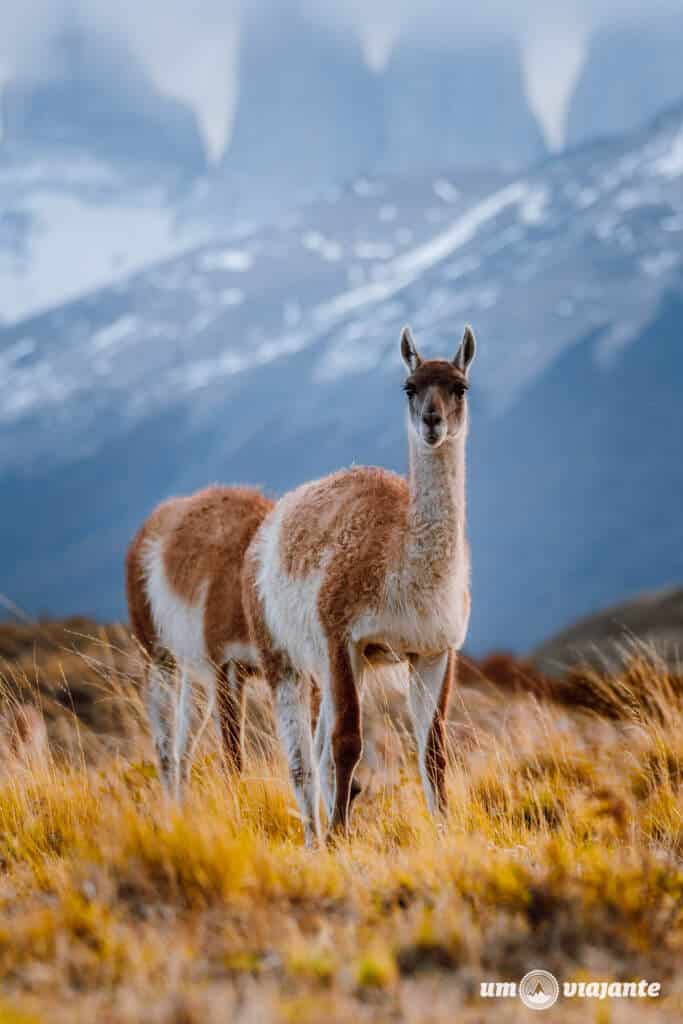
(422, 411, 442, 429)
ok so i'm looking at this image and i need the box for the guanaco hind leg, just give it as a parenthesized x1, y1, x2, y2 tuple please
(144, 652, 178, 797)
(215, 660, 248, 773)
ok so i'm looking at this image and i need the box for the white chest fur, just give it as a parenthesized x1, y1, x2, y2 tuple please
(351, 560, 470, 658)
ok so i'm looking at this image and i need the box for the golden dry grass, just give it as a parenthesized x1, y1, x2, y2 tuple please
(0, 621, 682, 1022)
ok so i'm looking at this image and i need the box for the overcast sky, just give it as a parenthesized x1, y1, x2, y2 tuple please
(1, 0, 682, 159)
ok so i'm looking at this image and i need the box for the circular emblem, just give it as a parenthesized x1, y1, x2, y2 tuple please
(519, 970, 560, 1011)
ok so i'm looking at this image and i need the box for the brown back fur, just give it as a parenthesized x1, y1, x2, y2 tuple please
(126, 486, 274, 664)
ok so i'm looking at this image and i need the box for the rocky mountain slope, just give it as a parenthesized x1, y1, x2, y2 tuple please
(1, 105, 683, 650)
(567, 15, 683, 147)
(532, 587, 683, 677)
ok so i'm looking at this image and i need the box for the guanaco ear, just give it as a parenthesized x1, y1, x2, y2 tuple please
(400, 326, 422, 373)
(453, 325, 476, 373)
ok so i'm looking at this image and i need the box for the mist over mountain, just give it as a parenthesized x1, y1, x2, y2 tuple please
(0, 25, 214, 324)
(3, 9, 683, 198)
(1, 101, 682, 650)
(1, 12, 548, 202)
(1, 26, 205, 180)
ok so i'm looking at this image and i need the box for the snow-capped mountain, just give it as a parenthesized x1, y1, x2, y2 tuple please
(0, 18, 544, 325)
(224, 16, 545, 197)
(5, 11, 682, 329)
(224, 8, 384, 198)
(2, 105, 683, 651)
(0, 164, 506, 465)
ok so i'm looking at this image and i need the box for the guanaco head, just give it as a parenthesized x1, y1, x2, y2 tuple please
(400, 324, 476, 449)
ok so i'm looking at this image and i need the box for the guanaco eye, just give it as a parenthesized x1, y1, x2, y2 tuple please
(403, 383, 416, 399)
(453, 384, 467, 399)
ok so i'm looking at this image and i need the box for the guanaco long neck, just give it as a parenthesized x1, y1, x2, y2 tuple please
(405, 416, 467, 583)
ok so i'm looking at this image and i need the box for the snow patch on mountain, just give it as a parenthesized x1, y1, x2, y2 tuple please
(652, 131, 683, 179)
(2, 105, 683, 473)
(0, 174, 208, 324)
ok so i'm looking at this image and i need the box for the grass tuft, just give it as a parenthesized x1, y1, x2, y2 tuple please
(0, 623, 682, 1020)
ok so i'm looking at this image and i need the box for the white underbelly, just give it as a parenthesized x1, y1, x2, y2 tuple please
(351, 589, 469, 658)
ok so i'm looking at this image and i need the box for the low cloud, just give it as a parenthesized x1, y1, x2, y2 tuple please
(0, 0, 681, 158)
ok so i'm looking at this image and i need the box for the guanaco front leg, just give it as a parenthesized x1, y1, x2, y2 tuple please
(408, 649, 453, 814)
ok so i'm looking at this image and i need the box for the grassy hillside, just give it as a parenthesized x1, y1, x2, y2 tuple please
(0, 621, 681, 1021)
